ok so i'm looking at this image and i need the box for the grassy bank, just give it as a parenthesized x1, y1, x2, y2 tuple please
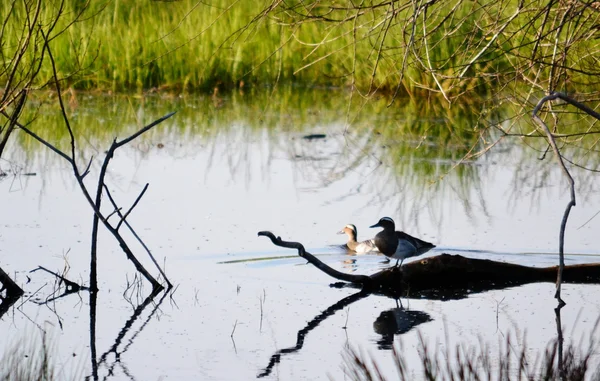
(7, 0, 598, 96)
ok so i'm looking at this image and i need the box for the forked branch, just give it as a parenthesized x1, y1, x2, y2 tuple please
(11, 31, 176, 293)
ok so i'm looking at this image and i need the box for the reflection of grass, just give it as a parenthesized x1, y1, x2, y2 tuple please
(10, 89, 494, 207)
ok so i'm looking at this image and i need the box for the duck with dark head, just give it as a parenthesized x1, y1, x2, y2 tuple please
(369, 217, 435, 267)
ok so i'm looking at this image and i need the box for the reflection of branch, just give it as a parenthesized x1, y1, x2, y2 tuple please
(95, 288, 167, 376)
(258, 289, 370, 378)
(554, 303, 565, 379)
(531, 92, 600, 306)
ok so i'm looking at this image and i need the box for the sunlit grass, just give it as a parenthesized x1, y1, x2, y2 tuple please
(0, 0, 509, 95)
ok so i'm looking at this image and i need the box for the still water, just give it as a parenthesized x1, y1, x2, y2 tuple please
(1, 89, 599, 380)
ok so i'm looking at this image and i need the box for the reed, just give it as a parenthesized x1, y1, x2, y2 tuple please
(0, 332, 83, 381)
(343, 329, 598, 381)
(0, 0, 515, 95)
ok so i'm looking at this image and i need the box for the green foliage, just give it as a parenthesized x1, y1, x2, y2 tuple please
(3, 0, 598, 97)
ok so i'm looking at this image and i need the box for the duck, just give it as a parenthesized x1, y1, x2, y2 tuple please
(369, 217, 435, 267)
(338, 224, 378, 254)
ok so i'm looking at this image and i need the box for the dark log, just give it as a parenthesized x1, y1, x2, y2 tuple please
(258, 231, 600, 300)
(0, 265, 24, 319)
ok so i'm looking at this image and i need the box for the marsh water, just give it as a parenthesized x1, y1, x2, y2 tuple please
(1, 88, 600, 380)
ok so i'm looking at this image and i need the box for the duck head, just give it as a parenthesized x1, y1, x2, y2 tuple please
(338, 224, 358, 239)
(369, 217, 395, 230)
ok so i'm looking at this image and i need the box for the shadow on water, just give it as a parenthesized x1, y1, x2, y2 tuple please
(1, 262, 169, 381)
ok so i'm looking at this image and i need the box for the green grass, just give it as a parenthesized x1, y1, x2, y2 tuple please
(2, 1, 599, 97)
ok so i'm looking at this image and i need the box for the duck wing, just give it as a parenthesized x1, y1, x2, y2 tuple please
(354, 239, 379, 254)
(396, 231, 435, 254)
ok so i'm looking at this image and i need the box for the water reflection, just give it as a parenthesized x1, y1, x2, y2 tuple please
(258, 289, 370, 378)
(92, 288, 168, 380)
(373, 300, 433, 350)
(258, 289, 434, 378)
(8, 88, 599, 228)
(2, 88, 600, 379)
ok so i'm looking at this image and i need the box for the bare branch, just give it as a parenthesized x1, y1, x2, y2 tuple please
(257, 231, 373, 285)
(103, 184, 173, 289)
(530, 91, 597, 306)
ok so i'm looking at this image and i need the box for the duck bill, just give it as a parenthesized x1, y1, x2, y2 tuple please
(337, 230, 345, 235)
(369, 223, 381, 228)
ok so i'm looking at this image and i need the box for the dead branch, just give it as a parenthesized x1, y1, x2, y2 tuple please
(531, 91, 600, 306)
(104, 184, 173, 288)
(0, 90, 27, 158)
(257, 231, 373, 286)
(30, 265, 88, 293)
(11, 29, 176, 293)
(259, 231, 600, 297)
(0, 265, 24, 318)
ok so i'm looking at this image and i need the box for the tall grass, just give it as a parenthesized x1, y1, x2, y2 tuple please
(0, 0, 513, 94)
(2, 1, 599, 97)
(343, 330, 598, 381)
(0, 332, 83, 381)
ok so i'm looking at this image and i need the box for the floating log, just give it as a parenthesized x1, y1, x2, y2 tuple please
(258, 231, 600, 300)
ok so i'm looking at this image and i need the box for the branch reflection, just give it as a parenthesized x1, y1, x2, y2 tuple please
(258, 290, 433, 378)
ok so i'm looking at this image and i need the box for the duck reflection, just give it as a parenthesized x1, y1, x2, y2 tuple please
(373, 299, 432, 350)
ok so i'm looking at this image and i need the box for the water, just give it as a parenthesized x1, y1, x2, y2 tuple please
(1, 90, 599, 380)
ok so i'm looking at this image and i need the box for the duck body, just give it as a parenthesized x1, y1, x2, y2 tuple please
(370, 217, 435, 266)
(338, 224, 378, 254)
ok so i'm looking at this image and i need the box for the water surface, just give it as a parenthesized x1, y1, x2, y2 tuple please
(1, 89, 599, 380)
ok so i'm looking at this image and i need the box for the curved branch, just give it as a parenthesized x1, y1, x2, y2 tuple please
(257, 231, 373, 286)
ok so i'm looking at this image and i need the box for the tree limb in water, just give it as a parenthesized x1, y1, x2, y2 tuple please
(258, 231, 600, 297)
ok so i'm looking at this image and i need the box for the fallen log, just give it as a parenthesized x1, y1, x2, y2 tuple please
(258, 231, 600, 300)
